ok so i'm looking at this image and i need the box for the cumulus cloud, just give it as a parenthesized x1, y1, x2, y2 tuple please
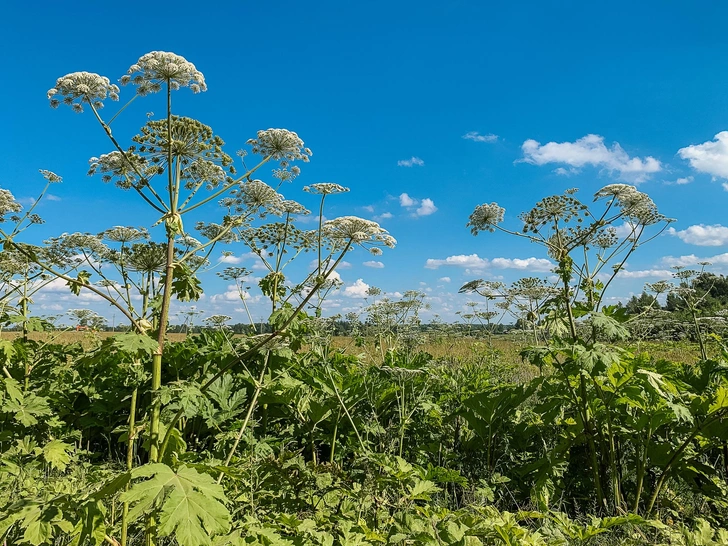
(425, 254, 553, 272)
(373, 212, 393, 221)
(617, 269, 674, 279)
(662, 252, 728, 268)
(439, 276, 451, 283)
(397, 157, 424, 167)
(678, 132, 728, 178)
(416, 198, 438, 216)
(344, 278, 370, 298)
(462, 131, 498, 143)
(399, 193, 416, 207)
(399, 193, 438, 217)
(668, 224, 728, 246)
(521, 134, 661, 182)
(363, 261, 384, 268)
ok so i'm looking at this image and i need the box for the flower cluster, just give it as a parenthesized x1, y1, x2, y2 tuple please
(594, 184, 664, 225)
(48, 72, 120, 112)
(466, 202, 505, 235)
(247, 129, 312, 163)
(303, 183, 350, 195)
(228, 179, 284, 216)
(0, 189, 22, 223)
(39, 170, 63, 183)
(322, 216, 396, 254)
(520, 194, 589, 234)
(101, 226, 149, 243)
(121, 51, 206, 95)
(88, 152, 150, 189)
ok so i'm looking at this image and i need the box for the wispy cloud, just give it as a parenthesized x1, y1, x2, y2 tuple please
(462, 131, 498, 143)
(397, 156, 424, 167)
(678, 132, 728, 178)
(46, 194, 62, 201)
(363, 260, 384, 268)
(425, 254, 553, 272)
(373, 211, 393, 221)
(521, 134, 661, 183)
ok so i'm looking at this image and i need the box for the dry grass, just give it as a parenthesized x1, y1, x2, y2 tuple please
(1, 330, 708, 365)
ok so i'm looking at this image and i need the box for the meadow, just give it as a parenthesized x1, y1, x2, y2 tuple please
(1, 50, 727, 546)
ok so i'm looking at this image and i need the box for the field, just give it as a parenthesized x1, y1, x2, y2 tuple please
(2, 48, 728, 546)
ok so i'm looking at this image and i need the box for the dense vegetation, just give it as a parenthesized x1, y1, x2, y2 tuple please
(1, 51, 727, 545)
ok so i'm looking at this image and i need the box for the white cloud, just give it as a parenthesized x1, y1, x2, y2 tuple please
(669, 176, 694, 185)
(397, 157, 424, 167)
(662, 252, 728, 268)
(416, 198, 437, 216)
(399, 193, 416, 207)
(462, 131, 498, 143)
(309, 259, 351, 270)
(46, 194, 62, 201)
(374, 212, 393, 221)
(678, 132, 728, 178)
(425, 254, 488, 270)
(490, 257, 554, 271)
(363, 261, 384, 268)
(362, 205, 374, 213)
(617, 269, 673, 279)
(521, 134, 661, 182)
(668, 224, 728, 246)
(439, 276, 451, 283)
(425, 254, 552, 272)
(219, 254, 244, 264)
(344, 278, 370, 298)
(399, 193, 437, 217)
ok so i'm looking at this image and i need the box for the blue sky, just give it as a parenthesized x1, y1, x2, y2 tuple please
(3, 1, 728, 325)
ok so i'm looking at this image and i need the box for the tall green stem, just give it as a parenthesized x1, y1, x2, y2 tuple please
(120, 386, 138, 546)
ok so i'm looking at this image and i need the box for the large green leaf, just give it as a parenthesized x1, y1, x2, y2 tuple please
(120, 463, 231, 546)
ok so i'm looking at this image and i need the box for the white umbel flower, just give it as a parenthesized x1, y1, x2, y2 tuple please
(48, 72, 120, 112)
(0, 188, 22, 223)
(323, 216, 396, 250)
(121, 51, 207, 95)
(247, 129, 312, 162)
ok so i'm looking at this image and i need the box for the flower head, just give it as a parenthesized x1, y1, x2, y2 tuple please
(247, 129, 312, 163)
(322, 216, 396, 251)
(467, 202, 505, 235)
(594, 184, 664, 225)
(0, 189, 22, 223)
(88, 152, 150, 190)
(48, 72, 120, 112)
(121, 51, 206, 95)
(101, 226, 149, 243)
(39, 170, 63, 183)
(303, 183, 349, 195)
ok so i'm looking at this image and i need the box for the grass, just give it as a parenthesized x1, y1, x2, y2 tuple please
(1, 329, 712, 365)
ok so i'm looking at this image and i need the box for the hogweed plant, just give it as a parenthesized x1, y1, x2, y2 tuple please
(0, 51, 396, 546)
(465, 186, 726, 517)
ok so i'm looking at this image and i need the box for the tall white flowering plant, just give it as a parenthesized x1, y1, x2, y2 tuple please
(0, 51, 396, 546)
